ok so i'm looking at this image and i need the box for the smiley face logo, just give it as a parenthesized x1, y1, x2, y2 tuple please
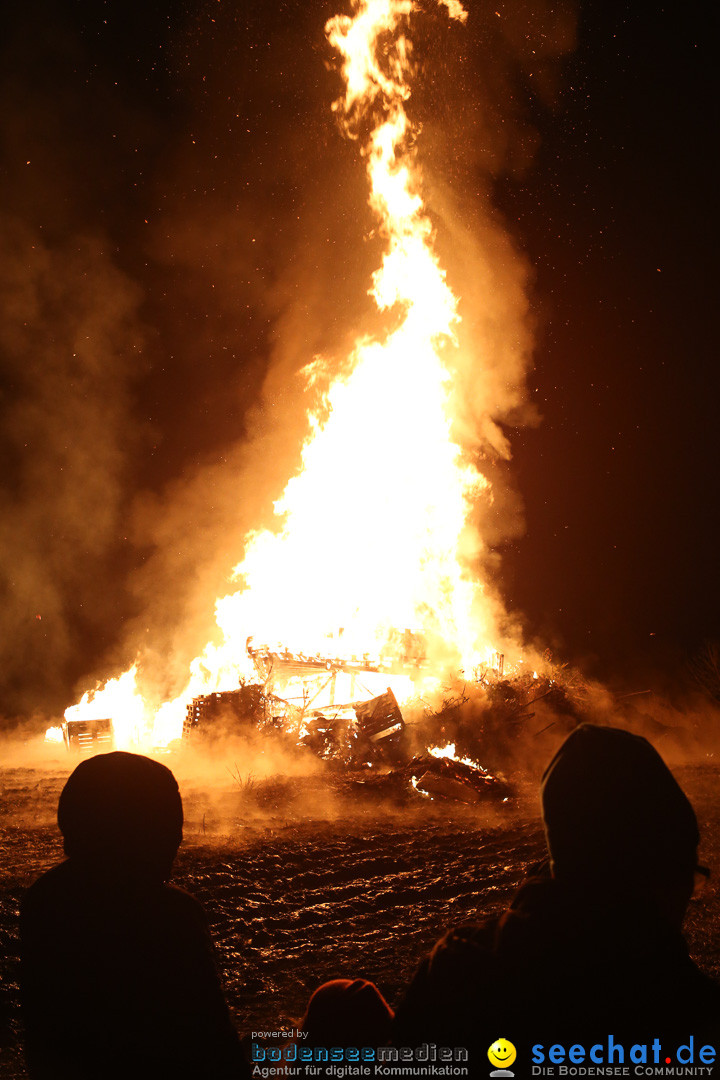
(488, 1038, 517, 1073)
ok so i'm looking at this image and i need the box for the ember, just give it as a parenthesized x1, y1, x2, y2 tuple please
(408, 751, 511, 804)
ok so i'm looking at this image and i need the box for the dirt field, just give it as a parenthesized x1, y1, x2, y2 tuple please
(1, 744, 719, 1078)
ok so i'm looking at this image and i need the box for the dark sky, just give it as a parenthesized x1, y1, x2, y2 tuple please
(0, 0, 717, 719)
(497, 0, 719, 686)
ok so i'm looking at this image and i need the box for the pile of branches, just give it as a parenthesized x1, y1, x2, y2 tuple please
(406, 658, 591, 768)
(688, 641, 720, 703)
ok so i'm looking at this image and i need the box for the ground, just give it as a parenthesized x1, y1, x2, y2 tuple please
(1, 743, 719, 1078)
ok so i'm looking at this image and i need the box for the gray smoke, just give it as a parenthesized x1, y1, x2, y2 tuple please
(0, 217, 143, 719)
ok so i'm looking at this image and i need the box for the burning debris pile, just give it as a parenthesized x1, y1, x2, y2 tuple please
(181, 679, 512, 804)
(175, 643, 588, 804)
(182, 680, 405, 767)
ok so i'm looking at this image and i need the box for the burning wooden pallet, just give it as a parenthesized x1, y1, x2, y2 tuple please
(62, 718, 114, 754)
(183, 685, 278, 739)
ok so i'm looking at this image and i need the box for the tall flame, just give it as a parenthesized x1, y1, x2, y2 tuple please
(61, 0, 509, 747)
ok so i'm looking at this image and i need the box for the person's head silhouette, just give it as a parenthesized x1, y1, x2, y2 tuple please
(58, 751, 183, 885)
(302, 978, 394, 1046)
(541, 724, 699, 922)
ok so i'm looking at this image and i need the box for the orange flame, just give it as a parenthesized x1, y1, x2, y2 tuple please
(428, 741, 482, 770)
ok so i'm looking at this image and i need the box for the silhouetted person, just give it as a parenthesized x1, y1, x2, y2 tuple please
(20, 751, 247, 1079)
(394, 724, 720, 1051)
(302, 978, 393, 1045)
(296, 979, 393, 1077)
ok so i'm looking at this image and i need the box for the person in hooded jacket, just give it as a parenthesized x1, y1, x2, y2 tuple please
(393, 724, 720, 1055)
(20, 751, 248, 1080)
(293, 978, 394, 1078)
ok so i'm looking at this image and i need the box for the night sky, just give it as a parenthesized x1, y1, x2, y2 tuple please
(0, 0, 717, 722)
(498, 0, 719, 685)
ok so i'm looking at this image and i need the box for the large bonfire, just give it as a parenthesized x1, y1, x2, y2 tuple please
(57, 0, 526, 751)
